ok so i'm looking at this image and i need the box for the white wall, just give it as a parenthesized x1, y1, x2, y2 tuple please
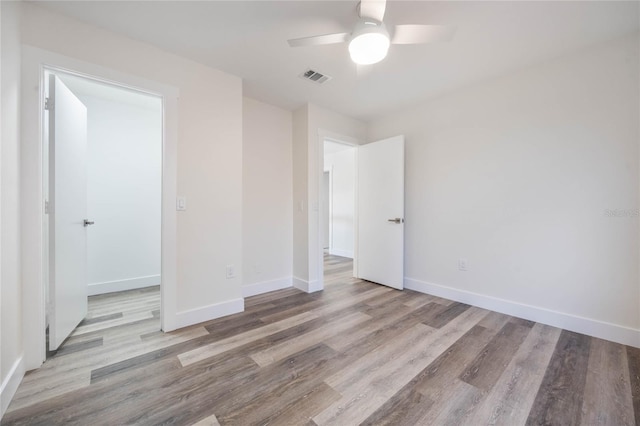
(292, 106, 309, 285)
(77, 94, 162, 295)
(0, 0, 24, 417)
(292, 103, 366, 292)
(242, 97, 293, 297)
(324, 146, 355, 258)
(20, 2, 243, 370)
(322, 172, 329, 249)
(369, 34, 640, 346)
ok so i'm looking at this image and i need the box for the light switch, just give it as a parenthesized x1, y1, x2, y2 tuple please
(226, 264, 235, 279)
(458, 258, 468, 271)
(176, 196, 187, 211)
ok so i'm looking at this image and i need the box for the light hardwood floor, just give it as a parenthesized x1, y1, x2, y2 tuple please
(3, 254, 639, 425)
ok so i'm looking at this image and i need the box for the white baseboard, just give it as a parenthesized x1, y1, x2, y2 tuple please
(293, 276, 323, 293)
(405, 277, 640, 348)
(88, 275, 160, 296)
(329, 248, 353, 259)
(174, 298, 244, 329)
(1, 356, 25, 418)
(292, 276, 308, 292)
(308, 279, 322, 293)
(242, 277, 292, 298)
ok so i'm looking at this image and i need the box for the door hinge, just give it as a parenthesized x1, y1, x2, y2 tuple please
(44, 97, 53, 111)
(44, 200, 50, 214)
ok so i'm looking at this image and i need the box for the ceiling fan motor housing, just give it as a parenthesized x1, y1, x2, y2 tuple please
(349, 19, 391, 65)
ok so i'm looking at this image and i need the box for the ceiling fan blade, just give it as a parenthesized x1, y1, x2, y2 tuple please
(391, 25, 457, 44)
(288, 32, 350, 48)
(358, 0, 386, 22)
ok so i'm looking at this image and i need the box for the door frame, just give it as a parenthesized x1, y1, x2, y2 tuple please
(21, 46, 179, 370)
(315, 130, 359, 291)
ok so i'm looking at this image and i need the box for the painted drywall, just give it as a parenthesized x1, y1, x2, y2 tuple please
(76, 93, 162, 295)
(242, 97, 293, 296)
(324, 146, 356, 258)
(292, 103, 366, 291)
(322, 172, 330, 249)
(19, 2, 243, 362)
(369, 34, 640, 344)
(292, 106, 309, 286)
(0, 0, 24, 417)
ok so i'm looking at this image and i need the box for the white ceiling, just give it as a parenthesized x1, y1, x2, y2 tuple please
(325, 140, 355, 157)
(36, 1, 639, 121)
(57, 72, 162, 111)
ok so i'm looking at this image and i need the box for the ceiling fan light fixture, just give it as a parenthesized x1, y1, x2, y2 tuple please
(348, 20, 390, 65)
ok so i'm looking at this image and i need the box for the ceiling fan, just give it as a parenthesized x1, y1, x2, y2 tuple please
(287, 0, 456, 65)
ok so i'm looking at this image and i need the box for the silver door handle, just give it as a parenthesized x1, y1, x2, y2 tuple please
(83, 219, 95, 227)
(387, 218, 404, 224)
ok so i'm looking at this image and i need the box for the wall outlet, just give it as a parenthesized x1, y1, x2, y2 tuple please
(458, 258, 468, 271)
(226, 264, 235, 279)
(254, 264, 261, 274)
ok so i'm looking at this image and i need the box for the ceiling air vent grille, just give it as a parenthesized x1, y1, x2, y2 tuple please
(300, 69, 332, 85)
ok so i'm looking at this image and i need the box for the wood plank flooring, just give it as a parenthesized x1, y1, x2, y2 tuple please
(3, 254, 638, 425)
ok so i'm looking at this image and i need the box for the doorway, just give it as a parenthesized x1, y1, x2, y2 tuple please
(44, 69, 163, 353)
(322, 139, 357, 286)
(316, 134, 406, 292)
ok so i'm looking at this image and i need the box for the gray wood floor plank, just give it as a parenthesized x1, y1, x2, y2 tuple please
(477, 311, 512, 331)
(465, 323, 561, 426)
(360, 389, 434, 426)
(256, 383, 342, 426)
(178, 311, 320, 367)
(250, 311, 371, 367)
(52, 337, 103, 357)
(423, 302, 471, 329)
(414, 324, 499, 400)
(581, 338, 635, 425)
(459, 321, 532, 391)
(525, 330, 591, 426)
(627, 346, 640, 426)
(417, 379, 484, 426)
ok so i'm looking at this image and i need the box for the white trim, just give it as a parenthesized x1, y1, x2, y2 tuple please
(174, 298, 244, 329)
(292, 276, 309, 292)
(0, 356, 25, 418)
(325, 167, 333, 253)
(88, 275, 160, 296)
(405, 277, 640, 348)
(242, 277, 293, 298)
(308, 280, 322, 293)
(329, 249, 353, 259)
(292, 276, 322, 293)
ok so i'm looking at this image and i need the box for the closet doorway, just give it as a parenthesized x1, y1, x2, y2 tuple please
(45, 70, 163, 353)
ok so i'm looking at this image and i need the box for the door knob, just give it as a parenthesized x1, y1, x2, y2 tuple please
(387, 218, 404, 224)
(83, 219, 95, 227)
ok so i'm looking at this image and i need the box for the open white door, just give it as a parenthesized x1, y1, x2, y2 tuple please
(48, 75, 89, 350)
(357, 135, 405, 289)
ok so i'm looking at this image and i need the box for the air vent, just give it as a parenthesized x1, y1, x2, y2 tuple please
(299, 69, 332, 85)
